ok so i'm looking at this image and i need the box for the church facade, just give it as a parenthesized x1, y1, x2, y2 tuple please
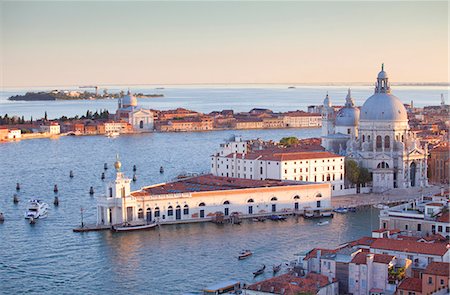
(321, 65, 428, 193)
(115, 91, 154, 131)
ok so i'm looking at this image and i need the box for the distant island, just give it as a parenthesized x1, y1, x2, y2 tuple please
(9, 91, 164, 101)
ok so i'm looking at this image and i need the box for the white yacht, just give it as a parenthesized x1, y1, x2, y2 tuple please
(24, 200, 49, 219)
(106, 132, 120, 138)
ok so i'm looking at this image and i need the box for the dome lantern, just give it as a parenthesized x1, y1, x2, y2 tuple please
(114, 154, 122, 171)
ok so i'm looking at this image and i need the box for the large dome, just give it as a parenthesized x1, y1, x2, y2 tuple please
(360, 92, 407, 121)
(336, 107, 360, 126)
(122, 92, 137, 107)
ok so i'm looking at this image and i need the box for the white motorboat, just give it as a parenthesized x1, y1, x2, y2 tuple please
(111, 222, 157, 232)
(317, 221, 330, 226)
(106, 132, 120, 138)
(24, 200, 49, 219)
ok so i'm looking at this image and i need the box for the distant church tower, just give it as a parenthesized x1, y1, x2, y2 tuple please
(321, 93, 334, 137)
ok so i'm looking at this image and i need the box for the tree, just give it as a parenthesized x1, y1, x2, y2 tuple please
(345, 159, 360, 184)
(358, 167, 372, 184)
(30, 116, 33, 123)
(280, 136, 299, 147)
(44, 111, 48, 121)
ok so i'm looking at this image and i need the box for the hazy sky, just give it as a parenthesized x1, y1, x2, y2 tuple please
(1, 1, 448, 87)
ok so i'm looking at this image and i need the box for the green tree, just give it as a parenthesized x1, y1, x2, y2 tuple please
(280, 136, 299, 147)
(345, 159, 360, 184)
(358, 167, 372, 184)
(44, 111, 48, 121)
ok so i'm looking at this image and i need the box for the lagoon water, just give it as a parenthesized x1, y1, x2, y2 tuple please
(0, 128, 381, 294)
(0, 84, 447, 119)
(0, 84, 440, 294)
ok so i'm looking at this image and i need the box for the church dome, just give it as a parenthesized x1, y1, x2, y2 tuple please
(336, 107, 360, 126)
(360, 65, 407, 122)
(336, 88, 360, 126)
(122, 91, 137, 107)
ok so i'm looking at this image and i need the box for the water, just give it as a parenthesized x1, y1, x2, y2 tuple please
(0, 128, 379, 294)
(0, 84, 447, 119)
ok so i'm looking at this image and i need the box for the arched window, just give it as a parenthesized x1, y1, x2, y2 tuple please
(316, 193, 322, 198)
(139, 120, 144, 129)
(223, 200, 230, 205)
(362, 135, 365, 142)
(198, 202, 206, 207)
(247, 198, 254, 203)
(270, 197, 278, 201)
(294, 195, 300, 199)
(384, 135, 390, 149)
(368, 135, 371, 141)
(138, 208, 144, 219)
(167, 206, 173, 216)
(377, 162, 390, 169)
(326, 174, 331, 181)
(183, 205, 189, 215)
(401, 135, 404, 142)
(176, 205, 181, 209)
(154, 207, 160, 218)
(376, 135, 382, 149)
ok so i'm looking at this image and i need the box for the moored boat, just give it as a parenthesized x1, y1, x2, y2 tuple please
(112, 222, 158, 232)
(253, 264, 266, 277)
(106, 132, 120, 138)
(317, 220, 329, 226)
(238, 250, 252, 260)
(272, 264, 281, 274)
(333, 207, 348, 214)
(24, 200, 49, 219)
(269, 215, 287, 221)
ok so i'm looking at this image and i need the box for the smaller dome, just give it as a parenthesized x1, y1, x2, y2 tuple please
(378, 70, 388, 79)
(122, 91, 137, 107)
(114, 154, 122, 171)
(336, 107, 360, 126)
(323, 93, 331, 107)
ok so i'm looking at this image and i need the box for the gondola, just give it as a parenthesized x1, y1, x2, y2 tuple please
(253, 264, 265, 277)
(272, 264, 281, 274)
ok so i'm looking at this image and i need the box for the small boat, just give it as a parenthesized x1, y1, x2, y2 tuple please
(133, 165, 137, 172)
(53, 184, 58, 193)
(106, 132, 119, 138)
(333, 207, 348, 214)
(317, 221, 329, 226)
(69, 170, 74, 178)
(288, 86, 296, 89)
(132, 174, 137, 182)
(272, 264, 281, 274)
(16, 183, 20, 191)
(160, 166, 164, 173)
(24, 200, 49, 219)
(13, 194, 19, 204)
(373, 204, 389, 210)
(112, 222, 158, 232)
(89, 186, 95, 195)
(269, 215, 287, 221)
(252, 217, 266, 222)
(253, 265, 266, 277)
(238, 250, 252, 260)
(53, 196, 59, 206)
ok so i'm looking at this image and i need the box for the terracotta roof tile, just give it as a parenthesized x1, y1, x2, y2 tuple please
(398, 278, 422, 292)
(424, 262, 450, 276)
(370, 238, 449, 256)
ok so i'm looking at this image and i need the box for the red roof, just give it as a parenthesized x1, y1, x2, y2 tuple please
(370, 238, 449, 256)
(246, 273, 333, 295)
(424, 262, 450, 276)
(398, 278, 422, 292)
(426, 203, 444, 207)
(351, 252, 394, 265)
(351, 252, 367, 265)
(437, 212, 449, 223)
(348, 236, 378, 247)
(227, 150, 342, 162)
(304, 248, 337, 260)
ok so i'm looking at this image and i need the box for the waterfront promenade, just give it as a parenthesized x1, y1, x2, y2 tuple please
(331, 185, 443, 208)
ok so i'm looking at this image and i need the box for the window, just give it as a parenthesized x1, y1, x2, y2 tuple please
(384, 135, 390, 149)
(247, 199, 254, 203)
(223, 200, 230, 205)
(317, 200, 321, 208)
(183, 205, 189, 215)
(316, 193, 322, 198)
(199, 202, 206, 207)
(405, 224, 408, 230)
(260, 167, 263, 174)
(168, 206, 173, 216)
(428, 276, 433, 284)
(155, 207, 160, 218)
(376, 135, 382, 149)
(294, 195, 300, 199)
(441, 279, 445, 285)
(417, 224, 421, 231)
(438, 225, 443, 232)
(271, 197, 278, 201)
(138, 208, 144, 219)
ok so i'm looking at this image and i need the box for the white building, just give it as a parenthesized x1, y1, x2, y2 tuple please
(283, 112, 322, 128)
(96, 157, 332, 226)
(211, 137, 347, 196)
(321, 65, 428, 193)
(7, 129, 21, 139)
(116, 91, 154, 131)
(40, 123, 60, 134)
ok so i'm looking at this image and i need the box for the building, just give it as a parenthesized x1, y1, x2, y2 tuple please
(235, 118, 264, 129)
(0, 128, 9, 141)
(103, 121, 132, 134)
(429, 143, 450, 184)
(158, 116, 213, 132)
(96, 157, 331, 226)
(116, 91, 154, 131)
(379, 191, 449, 239)
(283, 111, 322, 128)
(7, 129, 21, 139)
(321, 65, 428, 193)
(396, 262, 450, 295)
(40, 122, 60, 134)
(211, 137, 347, 196)
(244, 273, 338, 295)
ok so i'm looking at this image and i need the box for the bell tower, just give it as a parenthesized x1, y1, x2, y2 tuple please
(106, 155, 131, 199)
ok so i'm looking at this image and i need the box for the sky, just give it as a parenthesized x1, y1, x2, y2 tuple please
(0, 1, 448, 87)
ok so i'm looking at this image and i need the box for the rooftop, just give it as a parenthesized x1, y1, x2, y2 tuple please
(226, 150, 342, 162)
(397, 278, 422, 292)
(131, 174, 305, 197)
(424, 262, 450, 276)
(370, 238, 449, 256)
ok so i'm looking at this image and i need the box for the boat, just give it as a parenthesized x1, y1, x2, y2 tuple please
(24, 200, 49, 219)
(288, 86, 296, 89)
(348, 207, 357, 212)
(317, 221, 330, 226)
(333, 207, 348, 214)
(373, 204, 389, 210)
(272, 264, 281, 274)
(304, 207, 334, 218)
(269, 215, 287, 221)
(112, 222, 158, 232)
(106, 132, 119, 138)
(252, 217, 266, 222)
(238, 250, 252, 260)
(253, 264, 266, 277)
(202, 280, 241, 295)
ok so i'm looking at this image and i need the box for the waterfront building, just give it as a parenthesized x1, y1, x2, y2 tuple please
(102, 121, 132, 134)
(235, 118, 264, 129)
(157, 116, 213, 132)
(96, 157, 331, 226)
(40, 122, 60, 134)
(7, 129, 21, 139)
(0, 128, 9, 141)
(321, 65, 429, 193)
(211, 137, 347, 196)
(244, 273, 338, 295)
(116, 91, 154, 131)
(283, 111, 322, 128)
